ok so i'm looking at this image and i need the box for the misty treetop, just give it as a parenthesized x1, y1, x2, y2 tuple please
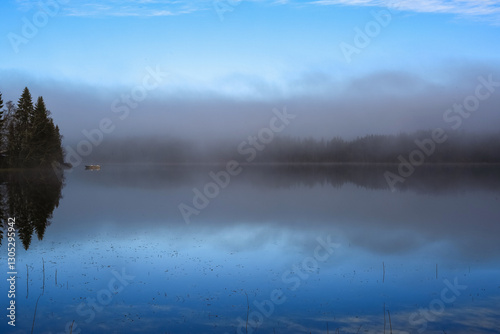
(0, 87, 64, 168)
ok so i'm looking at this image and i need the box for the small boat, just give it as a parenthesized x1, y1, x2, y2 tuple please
(85, 165, 101, 170)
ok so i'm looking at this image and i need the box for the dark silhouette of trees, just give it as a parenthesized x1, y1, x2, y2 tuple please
(0, 92, 3, 125)
(0, 88, 65, 249)
(8, 87, 34, 166)
(0, 170, 64, 249)
(0, 87, 64, 168)
(30, 96, 64, 166)
(0, 92, 3, 150)
(250, 131, 500, 164)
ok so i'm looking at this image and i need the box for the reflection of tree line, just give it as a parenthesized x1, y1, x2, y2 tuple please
(243, 164, 500, 194)
(78, 164, 500, 194)
(0, 170, 64, 250)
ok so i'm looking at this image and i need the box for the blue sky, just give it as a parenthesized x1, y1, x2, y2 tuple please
(0, 0, 499, 141)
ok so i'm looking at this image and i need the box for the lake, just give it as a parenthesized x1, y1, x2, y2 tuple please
(1, 164, 500, 334)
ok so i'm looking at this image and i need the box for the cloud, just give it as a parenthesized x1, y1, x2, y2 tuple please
(1, 61, 499, 144)
(14, 0, 500, 22)
(18, 0, 212, 17)
(309, 0, 500, 24)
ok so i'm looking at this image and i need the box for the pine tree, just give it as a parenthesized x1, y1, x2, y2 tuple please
(0, 92, 4, 154)
(52, 124, 64, 163)
(4, 88, 64, 168)
(32, 97, 64, 166)
(9, 87, 35, 167)
(31, 96, 52, 166)
(0, 92, 3, 117)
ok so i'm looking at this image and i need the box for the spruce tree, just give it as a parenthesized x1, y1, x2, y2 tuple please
(32, 96, 52, 166)
(4, 88, 64, 168)
(52, 124, 64, 163)
(0, 92, 3, 153)
(9, 87, 35, 167)
(33, 97, 64, 166)
(0, 92, 3, 117)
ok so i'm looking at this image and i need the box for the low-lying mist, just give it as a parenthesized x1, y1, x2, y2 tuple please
(2, 62, 500, 147)
(72, 130, 500, 165)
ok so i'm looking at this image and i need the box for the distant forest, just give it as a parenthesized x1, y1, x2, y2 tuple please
(0, 88, 64, 168)
(85, 130, 500, 164)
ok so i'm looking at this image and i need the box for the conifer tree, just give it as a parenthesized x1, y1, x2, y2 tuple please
(0, 92, 3, 152)
(52, 124, 64, 163)
(9, 87, 35, 166)
(0, 92, 3, 118)
(2, 88, 63, 168)
(31, 96, 52, 166)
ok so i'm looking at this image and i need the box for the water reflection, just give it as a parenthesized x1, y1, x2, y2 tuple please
(0, 170, 64, 249)
(1, 165, 499, 333)
(55, 164, 500, 261)
(70, 163, 500, 193)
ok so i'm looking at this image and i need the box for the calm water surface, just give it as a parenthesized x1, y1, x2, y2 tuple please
(1, 164, 499, 334)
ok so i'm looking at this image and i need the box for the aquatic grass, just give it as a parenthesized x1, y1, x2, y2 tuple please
(42, 257, 45, 295)
(31, 294, 42, 334)
(387, 309, 392, 334)
(245, 292, 249, 334)
(383, 262, 385, 283)
(384, 302, 386, 334)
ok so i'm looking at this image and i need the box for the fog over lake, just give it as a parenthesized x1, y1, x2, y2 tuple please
(1, 0, 500, 333)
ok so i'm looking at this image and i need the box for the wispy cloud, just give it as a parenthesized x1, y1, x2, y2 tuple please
(15, 0, 211, 17)
(15, 0, 500, 21)
(309, 0, 500, 24)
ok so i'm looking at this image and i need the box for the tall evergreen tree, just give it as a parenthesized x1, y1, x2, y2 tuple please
(52, 124, 64, 163)
(31, 96, 52, 166)
(30, 97, 64, 166)
(8, 87, 35, 167)
(0, 92, 3, 117)
(0, 92, 4, 153)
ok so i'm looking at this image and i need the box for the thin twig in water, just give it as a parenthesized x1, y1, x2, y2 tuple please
(70, 320, 75, 334)
(26, 264, 29, 299)
(42, 257, 45, 295)
(384, 302, 386, 334)
(356, 325, 362, 333)
(245, 292, 249, 334)
(31, 294, 42, 334)
(387, 310, 392, 334)
(383, 261, 385, 283)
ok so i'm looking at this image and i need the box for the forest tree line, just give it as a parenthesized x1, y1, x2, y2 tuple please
(0, 87, 64, 168)
(84, 130, 500, 164)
